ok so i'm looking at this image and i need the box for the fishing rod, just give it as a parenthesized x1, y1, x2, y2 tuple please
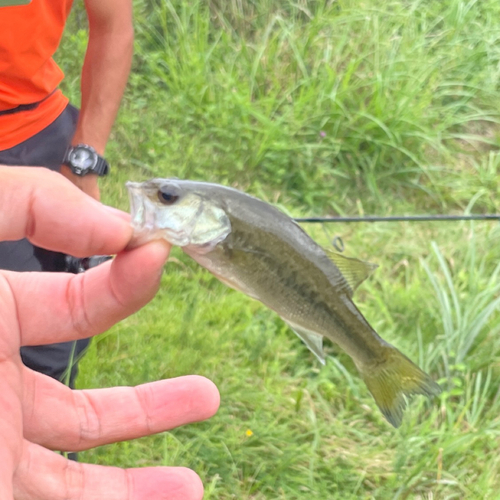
(294, 214, 500, 223)
(294, 214, 500, 252)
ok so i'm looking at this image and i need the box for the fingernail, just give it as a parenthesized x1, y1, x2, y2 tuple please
(146, 239, 172, 256)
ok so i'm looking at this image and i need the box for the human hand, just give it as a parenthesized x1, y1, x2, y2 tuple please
(0, 167, 220, 500)
(60, 164, 101, 200)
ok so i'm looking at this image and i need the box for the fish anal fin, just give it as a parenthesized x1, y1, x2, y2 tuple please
(286, 321, 325, 364)
(324, 250, 378, 296)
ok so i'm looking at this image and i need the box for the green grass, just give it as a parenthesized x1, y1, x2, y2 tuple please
(56, 0, 500, 498)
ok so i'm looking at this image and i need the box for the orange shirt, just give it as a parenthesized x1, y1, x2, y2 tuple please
(0, 0, 73, 150)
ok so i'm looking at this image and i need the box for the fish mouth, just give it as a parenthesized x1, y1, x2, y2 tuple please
(126, 181, 191, 247)
(126, 181, 155, 247)
(126, 181, 149, 228)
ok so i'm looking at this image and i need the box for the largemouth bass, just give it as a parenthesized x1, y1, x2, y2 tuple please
(127, 178, 441, 427)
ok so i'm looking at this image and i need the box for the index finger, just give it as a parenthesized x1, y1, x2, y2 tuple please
(0, 166, 132, 256)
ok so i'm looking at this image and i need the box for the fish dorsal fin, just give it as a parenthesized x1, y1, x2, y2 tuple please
(324, 250, 378, 297)
(285, 321, 325, 365)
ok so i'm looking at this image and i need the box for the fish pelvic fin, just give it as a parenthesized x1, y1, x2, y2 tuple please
(285, 321, 325, 365)
(358, 347, 442, 428)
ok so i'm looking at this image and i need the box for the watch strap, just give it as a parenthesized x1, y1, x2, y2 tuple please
(62, 147, 72, 166)
(94, 155, 110, 176)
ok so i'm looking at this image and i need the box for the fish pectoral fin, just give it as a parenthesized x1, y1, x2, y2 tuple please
(324, 250, 378, 296)
(286, 322, 325, 365)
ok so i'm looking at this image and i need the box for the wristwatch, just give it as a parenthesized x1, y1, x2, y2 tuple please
(63, 144, 110, 176)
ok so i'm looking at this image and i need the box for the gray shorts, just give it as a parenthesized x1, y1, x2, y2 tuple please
(0, 104, 90, 387)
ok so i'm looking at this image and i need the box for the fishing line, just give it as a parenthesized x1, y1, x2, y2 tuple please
(296, 214, 500, 253)
(295, 214, 500, 223)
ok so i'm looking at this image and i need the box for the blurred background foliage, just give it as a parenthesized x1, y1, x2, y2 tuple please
(56, 1, 500, 498)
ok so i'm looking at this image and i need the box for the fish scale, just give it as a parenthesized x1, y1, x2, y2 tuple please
(218, 217, 372, 359)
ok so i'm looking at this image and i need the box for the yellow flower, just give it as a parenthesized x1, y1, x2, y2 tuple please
(245, 429, 253, 437)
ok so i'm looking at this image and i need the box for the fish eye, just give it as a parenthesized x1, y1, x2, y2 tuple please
(157, 186, 180, 205)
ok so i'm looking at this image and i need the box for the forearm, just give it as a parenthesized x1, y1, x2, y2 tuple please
(72, 19, 134, 154)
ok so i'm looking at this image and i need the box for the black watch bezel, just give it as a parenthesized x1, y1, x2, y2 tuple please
(63, 144, 109, 176)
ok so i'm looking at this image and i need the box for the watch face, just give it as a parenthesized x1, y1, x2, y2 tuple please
(70, 147, 97, 173)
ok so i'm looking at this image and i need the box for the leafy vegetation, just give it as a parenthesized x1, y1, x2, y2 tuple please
(58, 0, 500, 498)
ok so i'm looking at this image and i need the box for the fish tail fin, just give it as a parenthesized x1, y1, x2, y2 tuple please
(358, 346, 441, 428)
